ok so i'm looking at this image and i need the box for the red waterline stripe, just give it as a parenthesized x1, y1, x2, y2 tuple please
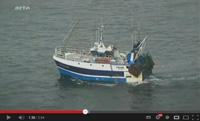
(0, 111, 83, 114)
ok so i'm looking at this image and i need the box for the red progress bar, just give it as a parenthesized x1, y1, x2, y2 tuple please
(0, 111, 83, 114)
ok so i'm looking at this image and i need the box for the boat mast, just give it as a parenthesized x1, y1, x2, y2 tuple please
(99, 24, 104, 43)
(96, 27, 98, 42)
(132, 31, 137, 50)
(131, 32, 134, 50)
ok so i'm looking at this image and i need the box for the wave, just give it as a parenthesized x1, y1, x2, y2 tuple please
(144, 73, 200, 86)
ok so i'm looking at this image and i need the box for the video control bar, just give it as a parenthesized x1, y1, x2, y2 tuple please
(0, 110, 199, 121)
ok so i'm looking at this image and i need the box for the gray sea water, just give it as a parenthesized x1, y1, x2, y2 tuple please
(0, 0, 200, 111)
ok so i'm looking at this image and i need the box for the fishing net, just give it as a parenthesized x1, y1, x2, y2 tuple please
(128, 53, 154, 77)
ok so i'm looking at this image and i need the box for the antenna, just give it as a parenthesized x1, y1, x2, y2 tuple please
(91, 40, 93, 48)
(131, 32, 134, 50)
(134, 31, 137, 43)
(132, 31, 137, 50)
(131, 14, 134, 51)
(96, 27, 98, 42)
(96, 27, 99, 43)
(99, 24, 104, 43)
(137, 22, 142, 41)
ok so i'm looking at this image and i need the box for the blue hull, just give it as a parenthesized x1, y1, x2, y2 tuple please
(58, 67, 126, 83)
(55, 60, 124, 77)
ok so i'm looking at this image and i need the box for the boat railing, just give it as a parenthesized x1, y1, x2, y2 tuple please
(55, 46, 130, 65)
(55, 46, 90, 58)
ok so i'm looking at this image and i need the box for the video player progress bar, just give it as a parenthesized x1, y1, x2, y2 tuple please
(0, 109, 89, 115)
(0, 111, 83, 114)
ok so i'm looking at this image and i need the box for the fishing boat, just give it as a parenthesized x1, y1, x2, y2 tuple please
(53, 23, 154, 84)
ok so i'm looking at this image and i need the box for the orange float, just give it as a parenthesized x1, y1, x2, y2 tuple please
(102, 58, 105, 63)
(75, 49, 80, 53)
(107, 57, 110, 64)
